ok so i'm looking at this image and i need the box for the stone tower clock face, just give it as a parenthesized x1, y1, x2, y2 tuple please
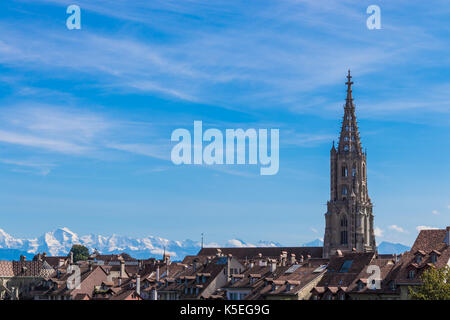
(323, 71, 376, 259)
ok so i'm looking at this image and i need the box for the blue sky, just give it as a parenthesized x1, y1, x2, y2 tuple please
(0, 0, 449, 246)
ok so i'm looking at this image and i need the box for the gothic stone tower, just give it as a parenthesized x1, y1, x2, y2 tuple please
(323, 70, 376, 258)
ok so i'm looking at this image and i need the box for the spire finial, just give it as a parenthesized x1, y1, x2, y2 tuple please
(345, 69, 354, 105)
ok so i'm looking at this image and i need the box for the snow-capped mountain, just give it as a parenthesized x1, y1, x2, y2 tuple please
(0, 227, 282, 260)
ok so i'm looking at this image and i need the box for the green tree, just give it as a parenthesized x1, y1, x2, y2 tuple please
(70, 244, 90, 262)
(409, 265, 450, 300)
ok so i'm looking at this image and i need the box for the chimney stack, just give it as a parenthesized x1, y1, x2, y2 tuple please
(136, 275, 141, 296)
(156, 266, 160, 281)
(299, 255, 304, 263)
(270, 259, 277, 273)
(249, 260, 254, 268)
(336, 250, 343, 257)
(69, 251, 74, 265)
(444, 227, 450, 246)
(20, 255, 26, 262)
(290, 254, 296, 265)
(120, 260, 125, 278)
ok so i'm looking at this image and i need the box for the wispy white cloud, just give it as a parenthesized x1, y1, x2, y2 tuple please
(431, 210, 439, 215)
(0, 158, 55, 176)
(388, 225, 407, 233)
(374, 227, 384, 237)
(0, 129, 90, 155)
(107, 143, 170, 161)
(416, 225, 439, 232)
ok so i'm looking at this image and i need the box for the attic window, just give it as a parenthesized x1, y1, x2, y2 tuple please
(408, 270, 415, 279)
(415, 255, 422, 264)
(390, 282, 396, 291)
(431, 254, 437, 264)
(339, 260, 353, 273)
(358, 282, 364, 291)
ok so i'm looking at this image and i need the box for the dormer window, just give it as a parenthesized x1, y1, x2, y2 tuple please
(408, 270, 415, 279)
(390, 281, 396, 291)
(358, 281, 364, 291)
(431, 254, 437, 264)
(415, 255, 422, 264)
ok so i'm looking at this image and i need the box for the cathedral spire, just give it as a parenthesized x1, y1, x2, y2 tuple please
(323, 70, 376, 258)
(338, 70, 362, 155)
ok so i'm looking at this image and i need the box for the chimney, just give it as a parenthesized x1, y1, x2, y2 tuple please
(258, 253, 262, 258)
(120, 260, 125, 278)
(290, 254, 296, 265)
(156, 266, 160, 281)
(216, 249, 222, 257)
(249, 260, 254, 268)
(352, 248, 356, 252)
(20, 255, 26, 262)
(152, 288, 158, 300)
(270, 259, 277, 273)
(444, 227, 450, 246)
(299, 255, 304, 263)
(226, 254, 232, 281)
(69, 251, 74, 265)
(118, 278, 122, 286)
(136, 275, 141, 296)
(336, 250, 343, 257)
(58, 258, 64, 267)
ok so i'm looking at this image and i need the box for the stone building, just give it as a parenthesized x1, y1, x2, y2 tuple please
(323, 71, 376, 258)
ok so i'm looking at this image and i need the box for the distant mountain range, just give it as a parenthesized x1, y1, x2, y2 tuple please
(0, 228, 410, 261)
(301, 238, 410, 255)
(0, 227, 280, 261)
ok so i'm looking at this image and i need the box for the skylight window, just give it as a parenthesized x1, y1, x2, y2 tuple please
(339, 260, 353, 273)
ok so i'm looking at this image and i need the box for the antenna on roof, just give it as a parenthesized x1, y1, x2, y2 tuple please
(201, 233, 204, 249)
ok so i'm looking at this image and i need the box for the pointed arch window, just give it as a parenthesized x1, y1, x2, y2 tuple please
(340, 218, 348, 227)
(344, 145, 349, 152)
(341, 166, 348, 177)
(341, 186, 348, 196)
(340, 231, 348, 245)
(352, 164, 357, 177)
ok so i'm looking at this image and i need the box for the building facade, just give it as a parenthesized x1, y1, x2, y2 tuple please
(323, 71, 376, 258)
